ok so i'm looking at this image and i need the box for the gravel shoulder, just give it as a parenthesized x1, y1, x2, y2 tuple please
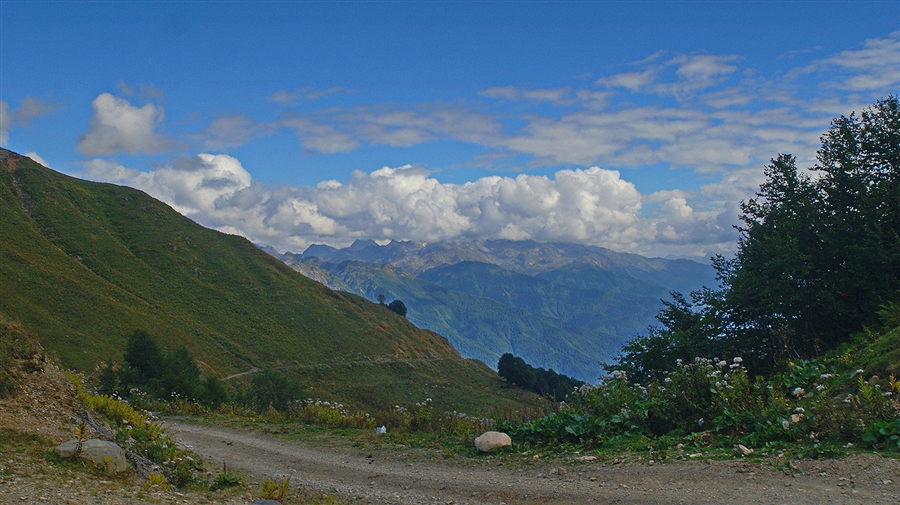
(167, 420, 899, 505)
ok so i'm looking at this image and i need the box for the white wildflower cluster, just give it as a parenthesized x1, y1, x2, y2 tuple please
(443, 410, 495, 431)
(610, 370, 627, 381)
(577, 382, 600, 397)
(303, 398, 349, 415)
(704, 357, 746, 393)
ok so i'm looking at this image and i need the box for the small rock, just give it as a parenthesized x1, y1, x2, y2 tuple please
(575, 456, 597, 462)
(474, 431, 512, 452)
(734, 444, 754, 456)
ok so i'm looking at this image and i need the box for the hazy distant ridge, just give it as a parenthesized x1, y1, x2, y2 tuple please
(278, 239, 716, 381)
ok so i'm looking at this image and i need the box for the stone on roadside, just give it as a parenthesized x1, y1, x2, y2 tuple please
(474, 431, 511, 452)
(56, 439, 128, 474)
(733, 444, 754, 456)
(575, 455, 598, 462)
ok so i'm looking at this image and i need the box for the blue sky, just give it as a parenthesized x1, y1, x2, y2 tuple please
(2, 1, 898, 259)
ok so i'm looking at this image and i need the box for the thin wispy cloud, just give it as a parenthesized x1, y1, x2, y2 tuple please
(0, 96, 61, 145)
(790, 31, 900, 92)
(190, 115, 277, 151)
(268, 87, 348, 106)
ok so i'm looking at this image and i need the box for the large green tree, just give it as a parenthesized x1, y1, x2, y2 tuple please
(726, 96, 900, 365)
(611, 96, 900, 379)
(122, 329, 164, 386)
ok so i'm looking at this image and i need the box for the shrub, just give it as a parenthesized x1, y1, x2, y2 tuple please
(260, 477, 290, 501)
(504, 354, 900, 453)
(248, 368, 302, 413)
(387, 299, 407, 317)
(210, 472, 242, 491)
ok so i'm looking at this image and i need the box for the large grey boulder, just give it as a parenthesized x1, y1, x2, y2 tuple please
(474, 431, 512, 452)
(56, 438, 128, 474)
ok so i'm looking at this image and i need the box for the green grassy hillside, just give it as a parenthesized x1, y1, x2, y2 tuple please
(0, 149, 535, 413)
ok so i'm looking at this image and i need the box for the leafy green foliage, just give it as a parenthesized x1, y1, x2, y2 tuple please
(727, 96, 900, 368)
(210, 472, 242, 491)
(159, 346, 201, 400)
(198, 375, 229, 408)
(504, 352, 900, 452)
(115, 330, 210, 403)
(863, 418, 900, 450)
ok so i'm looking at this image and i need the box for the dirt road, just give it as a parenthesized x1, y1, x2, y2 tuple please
(166, 421, 899, 505)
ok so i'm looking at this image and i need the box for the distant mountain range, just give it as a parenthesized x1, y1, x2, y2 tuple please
(276, 239, 717, 381)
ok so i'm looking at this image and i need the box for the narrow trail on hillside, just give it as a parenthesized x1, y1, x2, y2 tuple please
(221, 357, 463, 381)
(166, 421, 898, 505)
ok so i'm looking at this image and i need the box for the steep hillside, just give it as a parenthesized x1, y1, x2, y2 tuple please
(0, 149, 530, 413)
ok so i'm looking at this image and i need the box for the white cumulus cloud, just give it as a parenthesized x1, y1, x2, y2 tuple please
(77, 93, 177, 156)
(76, 155, 743, 259)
